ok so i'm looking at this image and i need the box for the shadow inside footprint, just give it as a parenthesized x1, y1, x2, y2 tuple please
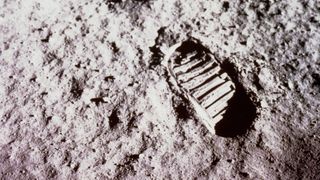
(214, 62, 257, 137)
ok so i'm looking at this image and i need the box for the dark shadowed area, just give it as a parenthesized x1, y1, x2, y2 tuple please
(215, 61, 257, 137)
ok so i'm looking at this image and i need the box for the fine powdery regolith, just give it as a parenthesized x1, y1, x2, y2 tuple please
(0, 0, 319, 179)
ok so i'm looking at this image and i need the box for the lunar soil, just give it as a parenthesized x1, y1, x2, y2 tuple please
(0, 0, 319, 179)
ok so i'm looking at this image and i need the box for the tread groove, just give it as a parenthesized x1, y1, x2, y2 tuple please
(180, 62, 218, 83)
(205, 89, 234, 109)
(197, 81, 227, 101)
(189, 74, 219, 92)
